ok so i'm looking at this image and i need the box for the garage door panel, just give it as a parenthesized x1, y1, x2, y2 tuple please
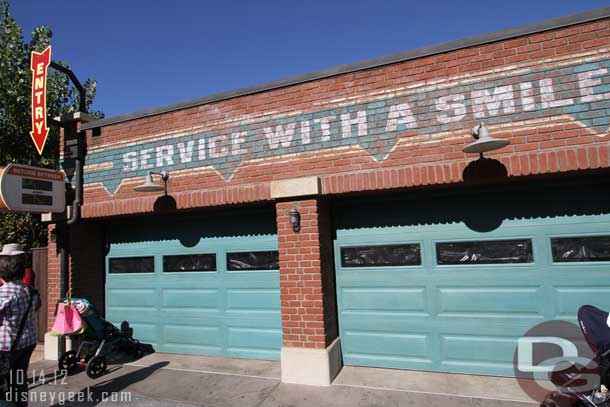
(106, 307, 158, 324)
(340, 312, 432, 331)
(226, 288, 280, 310)
(161, 289, 220, 309)
(345, 354, 434, 371)
(340, 287, 426, 312)
(159, 308, 222, 324)
(440, 335, 519, 365)
(107, 288, 157, 307)
(343, 331, 430, 359)
(224, 273, 279, 288)
(436, 287, 542, 316)
(554, 287, 610, 316)
(161, 343, 223, 356)
(227, 327, 282, 353)
(338, 270, 426, 287)
(163, 324, 222, 347)
(126, 323, 158, 344)
(224, 310, 281, 329)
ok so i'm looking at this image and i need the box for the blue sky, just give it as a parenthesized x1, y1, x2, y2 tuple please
(10, 0, 610, 118)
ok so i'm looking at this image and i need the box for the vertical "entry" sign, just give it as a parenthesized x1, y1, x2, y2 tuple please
(29, 46, 51, 155)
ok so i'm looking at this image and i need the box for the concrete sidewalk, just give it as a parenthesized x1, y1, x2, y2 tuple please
(26, 353, 539, 406)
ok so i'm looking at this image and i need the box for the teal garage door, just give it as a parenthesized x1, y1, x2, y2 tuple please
(335, 187, 610, 376)
(105, 214, 282, 360)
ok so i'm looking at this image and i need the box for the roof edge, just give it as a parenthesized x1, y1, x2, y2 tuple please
(82, 6, 610, 131)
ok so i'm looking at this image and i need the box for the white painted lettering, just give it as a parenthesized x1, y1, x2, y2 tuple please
(539, 78, 574, 108)
(435, 94, 467, 123)
(209, 135, 229, 158)
(578, 68, 607, 103)
(140, 148, 154, 170)
(197, 138, 206, 160)
(264, 123, 296, 149)
(314, 115, 336, 142)
(231, 131, 247, 155)
(177, 141, 194, 163)
(472, 85, 515, 118)
(156, 145, 174, 167)
(300, 120, 311, 144)
(122, 152, 138, 171)
(385, 104, 416, 131)
(519, 82, 536, 111)
(341, 110, 368, 138)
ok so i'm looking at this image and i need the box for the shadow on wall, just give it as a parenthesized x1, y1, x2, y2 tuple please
(333, 169, 610, 233)
(106, 207, 277, 247)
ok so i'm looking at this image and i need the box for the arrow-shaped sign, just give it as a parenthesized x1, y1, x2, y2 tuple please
(30, 46, 51, 155)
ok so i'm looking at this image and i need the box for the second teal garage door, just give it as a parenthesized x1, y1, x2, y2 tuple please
(335, 190, 610, 376)
(105, 213, 282, 360)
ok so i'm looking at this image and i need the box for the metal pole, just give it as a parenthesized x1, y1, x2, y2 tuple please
(48, 62, 88, 360)
(58, 231, 69, 357)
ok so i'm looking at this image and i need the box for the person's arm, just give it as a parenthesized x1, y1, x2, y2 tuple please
(0, 292, 15, 316)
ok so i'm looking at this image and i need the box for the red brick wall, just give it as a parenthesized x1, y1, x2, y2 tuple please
(80, 18, 610, 218)
(45, 221, 105, 331)
(46, 226, 61, 329)
(277, 199, 337, 349)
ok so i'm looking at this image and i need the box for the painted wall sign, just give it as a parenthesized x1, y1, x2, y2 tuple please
(84, 55, 610, 194)
(30, 46, 51, 155)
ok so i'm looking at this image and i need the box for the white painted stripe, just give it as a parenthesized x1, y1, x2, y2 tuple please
(124, 362, 280, 381)
(333, 382, 535, 403)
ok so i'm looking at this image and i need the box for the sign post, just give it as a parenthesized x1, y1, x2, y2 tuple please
(30, 46, 51, 155)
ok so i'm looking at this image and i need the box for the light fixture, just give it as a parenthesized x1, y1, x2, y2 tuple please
(463, 122, 510, 156)
(289, 207, 301, 233)
(134, 171, 170, 194)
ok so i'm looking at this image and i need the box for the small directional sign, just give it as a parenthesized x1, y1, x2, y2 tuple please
(30, 46, 51, 155)
(0, 164, 65, 213)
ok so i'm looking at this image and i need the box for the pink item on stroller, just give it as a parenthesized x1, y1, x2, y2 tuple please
(51, 299, 85, 336)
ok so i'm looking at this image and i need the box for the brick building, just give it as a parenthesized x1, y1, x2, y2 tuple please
(46, 7, 610, 385)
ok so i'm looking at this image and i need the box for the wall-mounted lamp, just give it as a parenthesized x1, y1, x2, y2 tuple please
(134, 171, 170, 194)
(289, 207, 301, 233)
(463, 122, 510, 157)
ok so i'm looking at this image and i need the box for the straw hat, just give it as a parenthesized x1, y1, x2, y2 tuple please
(0, 244, 25, 256)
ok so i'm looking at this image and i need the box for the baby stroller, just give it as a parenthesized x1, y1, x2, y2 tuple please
(541, 305, 610, 407)
(55, 298, 145, 379)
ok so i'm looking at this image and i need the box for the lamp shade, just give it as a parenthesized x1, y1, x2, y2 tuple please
(463, 122, 510, 154)
(134, 173, 165, 192)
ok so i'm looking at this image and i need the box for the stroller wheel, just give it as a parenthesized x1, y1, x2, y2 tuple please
(58, 350, 78, 373)
(85, 355, 107, 379)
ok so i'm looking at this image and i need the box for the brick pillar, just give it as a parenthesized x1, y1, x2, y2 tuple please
(44, 221, 104, 360)
(276, 199, 341, 385)
(44, 224, 68, 360)
(46, 226, 61, 330)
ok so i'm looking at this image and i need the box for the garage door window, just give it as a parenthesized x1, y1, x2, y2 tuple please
(436, 239, 533, 265)
(109, 256, 154, 274)
(341, 244, 421, 267)
(163, 254, 217, 272)
(227, 251, 279, 271)
(551, 236, 610, 262)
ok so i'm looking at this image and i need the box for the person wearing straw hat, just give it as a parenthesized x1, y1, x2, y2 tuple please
(0, 244, 40, 406)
